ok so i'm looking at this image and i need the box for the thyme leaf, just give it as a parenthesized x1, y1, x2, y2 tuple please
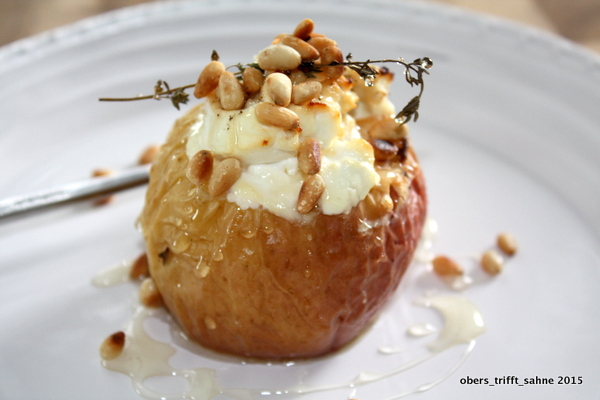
(170, 87, 190, 110)
(99, 80, 195, 105)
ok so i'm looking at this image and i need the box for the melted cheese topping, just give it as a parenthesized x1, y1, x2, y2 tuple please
(186, 79, 387, 221)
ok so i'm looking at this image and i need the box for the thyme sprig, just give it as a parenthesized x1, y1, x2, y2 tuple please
(99, 55, 432, 123)
(99, 81, 195, 110)
(312, 54, 432, 124)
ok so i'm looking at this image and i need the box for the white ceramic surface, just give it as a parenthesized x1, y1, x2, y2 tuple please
(1, 1, 599, 399)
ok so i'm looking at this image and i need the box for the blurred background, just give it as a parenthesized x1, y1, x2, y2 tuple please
(1, 0, 600, 54)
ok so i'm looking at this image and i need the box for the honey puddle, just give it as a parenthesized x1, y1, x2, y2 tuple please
(97, 218, 487, 399)
(92, 259, 132, 287)
(100, 295, 484, 400)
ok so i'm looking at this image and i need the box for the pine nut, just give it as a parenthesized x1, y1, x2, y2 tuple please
(297, 137, 321, 175)
(254, 102, 300, 130)
(271, 33, 285, 45)
(139, 277, 163, 308)
(139, 144, 160, 165)
(369, 139, 399, 161)
(265, 72, 292, 107)
(188, 150, 214, 186)
(217, 71, 245, 110)
(194, 60, 225, 98)
(279, 34, 319, 61)
(289, 69, 307, 85)
(481, 250, 504, 275)
(257, 44, 302, 71)
(129, 253, 149, 280)
(293, 18, 314, 40)
(367, 117, 406, 140)
(208, 157, 242, 197)
(92, 168, 114, 177)
(297, 174, 325, 214)
(242, 66, 264, 94)
(432, 255, 463, 276)
(321, 46, 344, 79)
(497, 232, 518, 255)
(99, 331, 125, 360)
(291, 81, 322, 105)
(307, 36, 337, 57)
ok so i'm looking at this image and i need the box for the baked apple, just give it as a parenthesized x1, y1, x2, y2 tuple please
(138, 19, 428, 359)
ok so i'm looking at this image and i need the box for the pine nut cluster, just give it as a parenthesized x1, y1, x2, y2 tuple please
(188, 19, 358, 213)
(432, 232, 519, 280)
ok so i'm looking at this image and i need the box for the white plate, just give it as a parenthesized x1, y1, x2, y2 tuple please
(1, 0, 599, 399)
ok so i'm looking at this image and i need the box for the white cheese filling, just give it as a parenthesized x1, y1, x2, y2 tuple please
(186, 83, 381, 221)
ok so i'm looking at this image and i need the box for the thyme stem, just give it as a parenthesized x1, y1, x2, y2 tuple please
(98, 56, 431, 121)
(99, 83, 196, 102)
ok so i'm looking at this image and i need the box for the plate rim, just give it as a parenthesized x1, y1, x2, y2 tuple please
(2, 0, 600, 71)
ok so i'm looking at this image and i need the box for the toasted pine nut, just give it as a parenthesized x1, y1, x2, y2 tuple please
(257, 44, 302, 71)
(93, 196, 113, 206)
(99, 331, 125, 360)
(242, 66, 264, 94)
(291, 81, 322, 105)
(265, 72, 292, 107)
(208, 157, 242, 197)
(293, 18, 314, 40)
(129, 253, 149, 280)
(368, 117, 406, 140)
(298, 137, 321, 175)
(194, 60, 225, 98)
(280, 34, 319, 61)
(271, 33, 286, 45)
(289, 69, 307, 85)
(481, 250, 504, 275)
(254, 102, 300, 130)
(369, 139, 399, 161)
(307, 36, 337, 57)
(217, 71, 245, 110)
(432, 255, 463, 276)
(139, 144, 160, 165)
(321, 46, 344, 79)
(188, 150, 214, 186)
(139, 277, 163, 308)
(92, 168, 114, 178)
(297, 174, 325, 213)
(497, 232, 518, 255)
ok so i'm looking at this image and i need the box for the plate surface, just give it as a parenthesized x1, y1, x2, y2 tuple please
(1, 1, 599, 399)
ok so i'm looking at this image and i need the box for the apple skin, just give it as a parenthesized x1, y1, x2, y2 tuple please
(140, 107, 427, 359)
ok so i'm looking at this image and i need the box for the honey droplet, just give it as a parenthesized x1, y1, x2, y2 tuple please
(171, 234, 191, 253)
(195, 256, 211, 278)
(212, 249, 224, 261)
(240, 229, 257, 239)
